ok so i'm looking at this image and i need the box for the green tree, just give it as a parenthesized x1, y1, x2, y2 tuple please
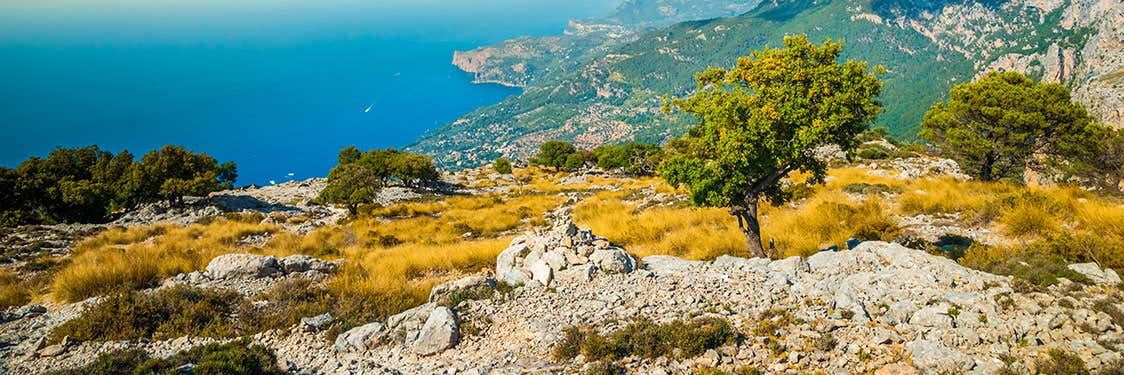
(1052, 125, 1123, 194)
(593, 143, 664, 175)
(319, 163, 381, 214)
(530, 141, 577, 170)
(388, 153, 439, 187)
(563, 153, 586, 171)
(919, 71, 1094, 182)
(659, 35, 883, 258)
(135, 145, 227, 206)
(493, 157, 513, 174)
(337, 146, 362, 165)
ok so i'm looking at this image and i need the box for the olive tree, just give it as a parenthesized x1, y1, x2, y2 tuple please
(659, 35, 883, 258)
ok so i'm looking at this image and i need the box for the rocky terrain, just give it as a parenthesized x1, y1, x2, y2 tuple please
(4, 205, 1122, 374)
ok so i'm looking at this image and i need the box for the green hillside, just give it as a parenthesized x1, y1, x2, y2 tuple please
(411, 0, 1097, 168)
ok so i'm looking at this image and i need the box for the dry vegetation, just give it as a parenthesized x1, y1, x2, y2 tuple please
(27, 163, 1124, 329)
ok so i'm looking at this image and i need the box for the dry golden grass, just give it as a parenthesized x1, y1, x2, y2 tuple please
(575, 182, 901, 260)
(574, 190, 746, 260)
(52, 222, 286, 302)
(49, 192, 562, 316)
(0, 270, 31, 309)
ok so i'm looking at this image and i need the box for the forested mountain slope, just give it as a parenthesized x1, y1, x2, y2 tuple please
(417, 0, 1122, 169)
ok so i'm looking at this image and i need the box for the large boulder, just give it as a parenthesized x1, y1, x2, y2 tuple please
(590, 248, 636, 274)
(429, 275, 496, 306)
(279, 254, 338, 274)
(1068, 263, 1121, 285)
(386, 303, 437, 344)
(412, 306, 460, 356)
(205, 254, 283, 279)
(333, 322, 386, 352)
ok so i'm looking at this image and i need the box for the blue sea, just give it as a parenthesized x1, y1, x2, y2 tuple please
(0, 0, 616, 185)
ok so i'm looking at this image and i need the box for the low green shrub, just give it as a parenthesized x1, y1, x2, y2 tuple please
(1034, 348, 1088, 375)
(962, 248, 1091, 289)
(47, 340, 282, 375)
(553, 317, 736, 361)
(51, 285, 250, 342)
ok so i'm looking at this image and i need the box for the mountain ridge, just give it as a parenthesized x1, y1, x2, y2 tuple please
(414, 0, 1122, 169)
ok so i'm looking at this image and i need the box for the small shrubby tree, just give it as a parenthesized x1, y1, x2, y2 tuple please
(320, 147, 440, 212)
(493, 157, 513, 175)
(659, 35, 883, 258)
(319, 163, 381, 214)
(592, 142, 664, 175)
(530, 141, 577, 171)
(920, 71, 1095, 182)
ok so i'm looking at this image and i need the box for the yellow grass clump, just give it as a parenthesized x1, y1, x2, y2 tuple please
(52, 221, 285, 302)
(0, 270, 31, 309)
(574, 190, 746, 260)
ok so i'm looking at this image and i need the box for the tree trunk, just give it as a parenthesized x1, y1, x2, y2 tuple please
(731, 198, 768, 258)
(979, 152, 995, 181)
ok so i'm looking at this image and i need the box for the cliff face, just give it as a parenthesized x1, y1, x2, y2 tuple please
(423, 0, 1124, 169)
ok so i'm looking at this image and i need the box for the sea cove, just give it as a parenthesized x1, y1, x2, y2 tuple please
(0, 0, 616, 185)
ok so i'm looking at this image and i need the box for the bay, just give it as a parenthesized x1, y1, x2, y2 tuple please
(0, 0, 617, 185)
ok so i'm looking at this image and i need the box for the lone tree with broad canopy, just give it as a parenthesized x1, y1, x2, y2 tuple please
(919, 71, 1096, 182)
(659, 35, 883, 258)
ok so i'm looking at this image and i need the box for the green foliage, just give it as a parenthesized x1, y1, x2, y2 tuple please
(659, 35, 883, 257)
(920, 71, 1095, 182)
(1034, 348, 1089, 375)
(51, 285, 251, 342)
(320, 147, 440, 212)
(592, 142, 664, 175)
(564, 153, 587, 171)
(963, 247, 1090, 289)
(320, 164, 382, 213)
(493, 157, 513, 174)
(48, 340, 282, 375)
(1, 145, 235, 226)
(1050, 125, 1123, 195)
(530, 141, 578, 169)
(552, 317, 736, 361)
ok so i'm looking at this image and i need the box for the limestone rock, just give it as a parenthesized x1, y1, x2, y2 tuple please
(429, 275, 497, 306)
(280, 254, 338, 274)
(1068, 263, 1121, 285)
(205, 254, 283, 279)
(334, 322, 386, 352)
(412, 307, 459, 356)
(589, 248, 635, 274)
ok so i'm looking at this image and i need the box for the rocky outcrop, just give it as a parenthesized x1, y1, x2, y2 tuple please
(496, 208, 636, 286)
(162, 254, 340, 296)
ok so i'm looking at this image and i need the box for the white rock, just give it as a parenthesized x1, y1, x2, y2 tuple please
(1068, 263, 1121, 285)
(204, 254, 282, 279)
(529, 260, 554, 286)
(333, 322, 386, 352)
(589, 248, 635, 273)
(413, 307, 459, 356)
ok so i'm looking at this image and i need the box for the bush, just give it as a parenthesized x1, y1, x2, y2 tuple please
(553, 317, 736, 361)
(961, 247, 1091, 289)
(494, 158, 513, 174)
(48, 340, 282, 375)
(1034, 348, 1088, 375)
(51, 285, 251, 342)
